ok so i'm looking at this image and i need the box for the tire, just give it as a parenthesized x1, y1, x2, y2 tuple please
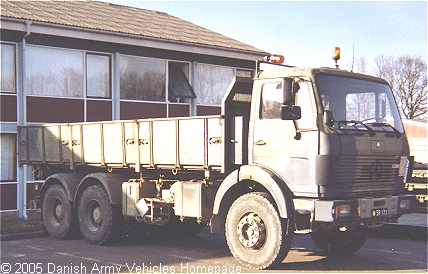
(311, 226, 368, 255)
(225, 192, 293, 270)
(42, 184, 78, 239)
(78, 185, 122, 245)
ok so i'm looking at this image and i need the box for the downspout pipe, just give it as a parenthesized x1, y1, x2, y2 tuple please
(17, 20, 32, 219)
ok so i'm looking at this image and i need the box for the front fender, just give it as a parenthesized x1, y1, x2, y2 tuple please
(213, 165, 294, 218)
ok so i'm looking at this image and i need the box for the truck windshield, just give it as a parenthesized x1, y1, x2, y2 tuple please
(316, 74, 404, 133)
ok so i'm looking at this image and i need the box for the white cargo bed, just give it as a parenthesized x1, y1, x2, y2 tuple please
(18, 116, 224, 172)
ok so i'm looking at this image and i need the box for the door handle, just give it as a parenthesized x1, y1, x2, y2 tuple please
(255, 140, 266, 146)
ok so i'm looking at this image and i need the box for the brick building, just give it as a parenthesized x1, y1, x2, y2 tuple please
(0, 0, 267, 217)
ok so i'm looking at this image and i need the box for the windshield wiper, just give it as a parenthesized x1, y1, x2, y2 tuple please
(358, 122, 376, 137)
(368, 122, 402, 138)
(339, 120, 376, 137)
(329, 123, 344, 134)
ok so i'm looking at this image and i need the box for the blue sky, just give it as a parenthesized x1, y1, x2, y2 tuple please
(109, 1, 427, 69)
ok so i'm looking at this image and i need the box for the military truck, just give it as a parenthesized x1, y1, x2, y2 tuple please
(18, 52, 415, 269)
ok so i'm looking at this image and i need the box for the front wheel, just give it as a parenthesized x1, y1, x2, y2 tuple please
(225, 192, 293, 270)
(78, 185, 122, 245)
(311, 226, 368, 255)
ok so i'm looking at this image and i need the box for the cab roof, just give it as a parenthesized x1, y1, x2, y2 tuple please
(257, 67, 390, 86)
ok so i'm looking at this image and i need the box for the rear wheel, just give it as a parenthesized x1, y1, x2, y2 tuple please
(225, 192, 293, 269)
(78, 185, 122, 245)
(311, 226, 368, 255)
(43, 184, 78, 239)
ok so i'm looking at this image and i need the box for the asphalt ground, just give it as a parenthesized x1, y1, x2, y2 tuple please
(1, 211, 426, 242)
(368, 213, 427, 241)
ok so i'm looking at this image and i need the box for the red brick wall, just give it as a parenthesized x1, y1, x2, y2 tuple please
(197, 105, 221, 116)
(27, 97, 84, 123)
(0, 94, 17, 122)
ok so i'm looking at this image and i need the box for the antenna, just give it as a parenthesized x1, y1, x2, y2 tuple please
(351, 44, 355, 72)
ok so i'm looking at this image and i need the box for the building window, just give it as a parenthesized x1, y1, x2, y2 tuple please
(27, 46, 84, 98)
(195, 64, 235, 106)
(236, 69, 253, 78)
(1, 43, 16, 93)
(86, 54, 110, 98)
(0, 134, 16, 182)
(168, 62, 195, 103)
(120, 55, 166, 101)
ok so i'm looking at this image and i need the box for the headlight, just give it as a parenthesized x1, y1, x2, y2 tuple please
(399, 199, 412, 211)
(334, 203, 352, 218)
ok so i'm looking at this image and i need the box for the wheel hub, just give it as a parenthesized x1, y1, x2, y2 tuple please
(237, 212, 266, 249)
(92, 206, 102, 224)
(54, 201, 63, 222)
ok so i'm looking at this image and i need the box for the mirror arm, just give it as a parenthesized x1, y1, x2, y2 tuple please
(293, 120, 301, 140)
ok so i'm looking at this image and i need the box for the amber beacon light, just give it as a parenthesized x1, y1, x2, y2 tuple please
(264, 54, 285, 64)
(332, 47, 340, 68)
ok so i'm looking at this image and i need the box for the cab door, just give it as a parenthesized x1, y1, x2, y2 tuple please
(250, 77, 319, 196)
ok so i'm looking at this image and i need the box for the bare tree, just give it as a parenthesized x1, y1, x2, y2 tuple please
(374, 55, 427, 120)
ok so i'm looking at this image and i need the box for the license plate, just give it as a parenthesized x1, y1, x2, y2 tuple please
(371, 208, 388, 217)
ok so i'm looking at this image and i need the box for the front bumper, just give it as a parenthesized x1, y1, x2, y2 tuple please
(312, 194, 416, 223)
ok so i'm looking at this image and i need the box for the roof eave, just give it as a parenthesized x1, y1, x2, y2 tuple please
(1, 17, 268, 61)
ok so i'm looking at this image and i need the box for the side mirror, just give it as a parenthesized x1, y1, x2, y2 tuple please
(324, 110, 334, 127)
(281, 105, 301, 120)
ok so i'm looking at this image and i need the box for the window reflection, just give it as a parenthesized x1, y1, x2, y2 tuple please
(195, 64, 234, 105)
(87, 54, 110, 98)
(0, 134, 16, 181)
(120, 55, 166, 101)
(27, 46, 84, 97)
(295, 81, 315, 129)
(1, 43, 16, 92)
(261, 82, 283, 119)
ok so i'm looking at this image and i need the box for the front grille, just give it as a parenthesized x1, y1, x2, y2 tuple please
(318, 155, 405, 199)
(336, 156, 401, 185)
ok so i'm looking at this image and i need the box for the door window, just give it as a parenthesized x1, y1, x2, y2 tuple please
(295, 81, 315, 130)
(260, 82, 283, 119)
